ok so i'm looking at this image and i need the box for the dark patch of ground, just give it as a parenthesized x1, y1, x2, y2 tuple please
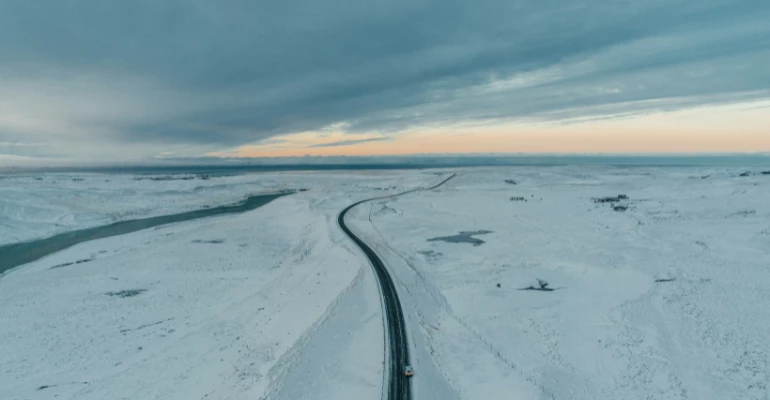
(106, 289, 147, 298)
(37, 382, 88, 391)
(51, 258, 93, 269)
(134, 173, 215, 181)
(120, 318, 174, 334)
(519, 279, 559, 292)
(428, 230, 493, 246)
(594, 194, 629, 203)
(192, 239, 225, 244)
(519, 287, 557, 292)
(505, 179, 517, 185)
(730, 210, 756, 217)
(418, 250, 442, 260)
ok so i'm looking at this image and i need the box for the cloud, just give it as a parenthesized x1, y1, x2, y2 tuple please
(0, 0, 768, 160)
(0, 142, 49, 147)
(309, 137, 392, 148)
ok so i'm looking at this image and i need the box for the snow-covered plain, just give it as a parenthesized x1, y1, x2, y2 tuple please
(0, 172, 306, 245)
(349, 166, 770, 400)
(2, 166, 770, 400)
(0, 170, 434, 400)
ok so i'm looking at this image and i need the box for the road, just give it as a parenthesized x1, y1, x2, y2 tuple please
(337, 174, 455, 400)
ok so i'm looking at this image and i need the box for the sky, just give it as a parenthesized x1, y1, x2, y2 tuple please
(1, 0, 769, 165)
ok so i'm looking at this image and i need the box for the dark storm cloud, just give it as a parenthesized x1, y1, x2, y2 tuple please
(0, 0, 768, 149)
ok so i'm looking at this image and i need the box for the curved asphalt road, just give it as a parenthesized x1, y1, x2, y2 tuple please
(337, 174, 455, 400)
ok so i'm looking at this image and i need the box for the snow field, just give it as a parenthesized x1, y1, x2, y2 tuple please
(356, 166, 770, 400)
(3, 166, 768, 400)
(0, 170, 436, 400)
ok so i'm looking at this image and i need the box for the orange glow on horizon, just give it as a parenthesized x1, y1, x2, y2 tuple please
(207, 101, 770, 158)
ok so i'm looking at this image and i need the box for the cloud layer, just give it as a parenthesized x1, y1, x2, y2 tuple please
(1, 0, 768, 160)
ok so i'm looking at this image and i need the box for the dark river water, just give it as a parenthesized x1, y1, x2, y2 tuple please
(0, 192, 286, 275)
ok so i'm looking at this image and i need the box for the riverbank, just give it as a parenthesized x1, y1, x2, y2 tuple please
(0, 192, 287, 275)
(0, 172, 308, 246)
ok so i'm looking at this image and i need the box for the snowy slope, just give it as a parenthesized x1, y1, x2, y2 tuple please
(348, 166, 770, 400)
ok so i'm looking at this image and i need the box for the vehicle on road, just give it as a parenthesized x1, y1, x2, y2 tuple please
(404, 366, 414, 378)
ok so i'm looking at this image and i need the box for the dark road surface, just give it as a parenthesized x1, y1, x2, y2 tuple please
(337, 174, 455, 400)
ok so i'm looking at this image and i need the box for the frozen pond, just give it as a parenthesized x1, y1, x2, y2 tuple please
(427, 230, 493, 246)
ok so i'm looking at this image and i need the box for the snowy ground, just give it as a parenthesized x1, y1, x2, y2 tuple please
(2, 166, 770, 400)
(0, 170, 434, 400)
(349, 166, 770, 400)
(0, 172, 280, 245)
